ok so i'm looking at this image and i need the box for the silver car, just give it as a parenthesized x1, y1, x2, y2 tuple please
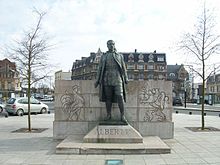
(5, 97, 49, 116)
(0, 101, 5, 113)
(0, 100, 9, 117)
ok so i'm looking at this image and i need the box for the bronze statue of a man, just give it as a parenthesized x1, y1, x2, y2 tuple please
(95, 40, 128, 122)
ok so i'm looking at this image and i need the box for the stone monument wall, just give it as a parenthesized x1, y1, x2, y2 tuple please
(53, 80, 174, 139)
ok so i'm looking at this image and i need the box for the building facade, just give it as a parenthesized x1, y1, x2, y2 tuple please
(0, 58, 21, 100)
(55, 70, 72, 81)
(167, 64, 189, 99)
(206, 74, 220, 104)
(71, 49, 188, 98)
(71, 49, 167, 81)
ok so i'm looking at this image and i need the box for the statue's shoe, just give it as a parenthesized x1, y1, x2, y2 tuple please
(121, 115, 127, 123)
(104, 115, 111, 121)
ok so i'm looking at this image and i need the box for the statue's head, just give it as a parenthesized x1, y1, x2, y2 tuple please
(107, 40, 115, 52)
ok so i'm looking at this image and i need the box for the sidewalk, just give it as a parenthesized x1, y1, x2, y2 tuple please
(0, 113, 220, 165)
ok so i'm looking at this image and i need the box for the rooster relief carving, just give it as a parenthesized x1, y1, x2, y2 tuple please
(60, 85, 85, 120)
(139, 83, 169, 121)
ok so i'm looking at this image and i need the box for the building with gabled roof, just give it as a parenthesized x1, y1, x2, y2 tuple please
(0, 58, 21, 100)
(71, 49, 167, 81)
(71, 49, 188, 98)
(206, 73, 220, 104)
(167, 64, 189, 99)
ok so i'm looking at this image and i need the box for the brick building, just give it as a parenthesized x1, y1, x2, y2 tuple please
(167, 64, 189, 99)
(71, 49, 167, 80)
(206, 73, 220, 104)
(0, 58, 21, 99)
(71, 49, 188, 98)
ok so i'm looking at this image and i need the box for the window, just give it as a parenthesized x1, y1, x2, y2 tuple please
(127, 64, 135, 69)
(158, 74, 164, 79)
(31, 98, 40, 104)
(137, 64, 144, 70)
(147, 64, 154, 70)
(139, 73, 144, 80)
(217, 86, 220, 92)
(169, 73, 175, 77)
(217, 96, 220, 102)
(128, 54, 134, 62)
(147, 74, 153, 79)
(158, 65, 164, 71)
(8, 82, 12, 90)
(95, 57, 100, 62)
(7, 98, 16, 104)
(157, 56, 164, 62)
(18, 98, 28, 104)
(138, 54, 144, 62)
(212, 86, 215, 92)
(148, 54, 154, 62)
(128, 73, 134, 80)
(181, 82, 184, 88)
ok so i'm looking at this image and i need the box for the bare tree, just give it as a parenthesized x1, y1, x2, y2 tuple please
(179, 3, 220, 130)
(6, 10, 53, 131)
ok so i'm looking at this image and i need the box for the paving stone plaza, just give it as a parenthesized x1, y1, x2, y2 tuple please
(0, 113, 220, 165)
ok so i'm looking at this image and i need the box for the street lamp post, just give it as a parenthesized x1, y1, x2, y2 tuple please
(184, 77, 187, 108)
(185, 88, 187, 108)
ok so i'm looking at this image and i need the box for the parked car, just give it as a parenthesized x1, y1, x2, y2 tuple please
(0, 100, 5, 113)
(41, 97, 54, 102)
(173, 97, 183, 106)
(0, 100, 9, 117)
(5, 97, 49, 116)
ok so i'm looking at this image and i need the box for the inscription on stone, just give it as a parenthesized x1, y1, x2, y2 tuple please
(97, 128, 130, 136)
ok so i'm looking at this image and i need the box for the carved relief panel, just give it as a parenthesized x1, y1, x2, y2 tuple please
(138, 82, 170, 122)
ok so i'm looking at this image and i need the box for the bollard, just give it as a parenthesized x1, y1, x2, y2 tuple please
(176, 111, 178, 114)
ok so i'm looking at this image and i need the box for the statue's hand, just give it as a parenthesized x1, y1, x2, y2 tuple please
(125, 79, 129, 84)
(94, 81, 99, 88)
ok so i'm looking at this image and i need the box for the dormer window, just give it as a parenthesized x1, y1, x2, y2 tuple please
(138, 54, 144, 62)
(128, 54, 134, 62)
(157, 56, 164, 62)
(148, 54, 154, 62)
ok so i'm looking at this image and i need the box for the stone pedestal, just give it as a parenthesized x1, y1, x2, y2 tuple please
(54, 80, 172, 154)
(56, 135, 170, 154)
(53, 80, 174, 139)
(83, 124, 143, 143)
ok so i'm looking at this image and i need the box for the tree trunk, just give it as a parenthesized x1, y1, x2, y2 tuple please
(28, 53, 31, 132)
(201, 78, 205, 130)
(201, 49, 205, 130)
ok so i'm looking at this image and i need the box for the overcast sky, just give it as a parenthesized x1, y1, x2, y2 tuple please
(0, 0, 220, 74)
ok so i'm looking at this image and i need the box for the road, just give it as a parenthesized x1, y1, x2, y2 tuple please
(42, 101, 54, 113)
(174, 103, 220, 116)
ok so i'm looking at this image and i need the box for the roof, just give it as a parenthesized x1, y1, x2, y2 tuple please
(72, 50, 167, 69)
(167, 64, 182, 80)
(167, 65, 182, 73)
